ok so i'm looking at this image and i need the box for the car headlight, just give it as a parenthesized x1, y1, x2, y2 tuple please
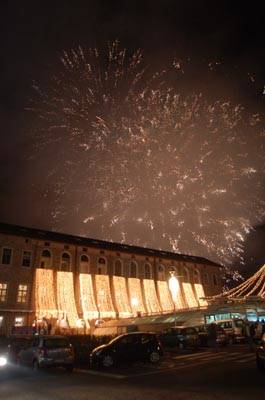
(0, 356, 7, 367)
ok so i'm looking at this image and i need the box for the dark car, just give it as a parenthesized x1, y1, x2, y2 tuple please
(18, 335, 74, 371)
(195, 325, 228, 347)
(7, 336, 32, 364)
(159, 326, 199, 349)
(90, 332, 163, 368)
(256, 333, 265, 371)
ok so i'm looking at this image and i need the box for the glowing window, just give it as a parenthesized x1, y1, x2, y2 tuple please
(14, 317, 24, 327)
(114, 260, 123, 276)
(61, 252, 71, 271)
(17, 284, 28, 303)
(129, 261, 138, 278)
(0, 283, 7, 302)
(40, 249, 52, 269)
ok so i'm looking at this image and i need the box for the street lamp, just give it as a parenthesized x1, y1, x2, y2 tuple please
(168, 270, 180, 327)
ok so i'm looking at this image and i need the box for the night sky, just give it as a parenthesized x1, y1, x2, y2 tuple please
(0, 1, 264, 273)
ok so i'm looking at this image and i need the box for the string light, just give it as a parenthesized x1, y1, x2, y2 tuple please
(95, 275, 116, 318)
(57, 271, 79, 327)
(79, 273, 98, 319)
(157, 280, 174, 312)
(112, 276, 132, 317)
(128, 277, 146, 314)
(34, 268, 57, 318)
(182, 282, 199, 308)
(194, 283, 208, 307)
(143, 279, 161, 314)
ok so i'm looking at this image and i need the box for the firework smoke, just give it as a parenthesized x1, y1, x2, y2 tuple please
(28, 41, 265, 267)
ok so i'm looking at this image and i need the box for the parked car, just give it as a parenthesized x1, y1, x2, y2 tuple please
(90, 332, 163, 368)
(256, 333, 265, 371)
(195, 325, 228, 347)
(18, 335, 74, 371)
(215, 319, 245, 343)
(7, 336, 32, 364)
(159, 326, 199, 349)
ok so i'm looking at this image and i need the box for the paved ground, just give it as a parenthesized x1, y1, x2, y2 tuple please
(1, 345, 264, 400)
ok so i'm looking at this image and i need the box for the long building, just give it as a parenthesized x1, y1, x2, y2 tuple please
(0, 222, 223, 335)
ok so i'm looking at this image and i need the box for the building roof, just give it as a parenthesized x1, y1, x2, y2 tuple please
(0, 222, 222, 268)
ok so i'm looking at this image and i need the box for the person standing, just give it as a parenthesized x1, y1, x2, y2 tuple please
(208, 323, 218, 352)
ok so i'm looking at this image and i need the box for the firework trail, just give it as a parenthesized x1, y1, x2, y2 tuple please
(28, 41, 265, 267)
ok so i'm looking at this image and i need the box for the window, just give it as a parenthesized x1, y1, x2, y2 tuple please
(194, 270, 200, 284)
(157, 265, 165, 280)
(1, 248, 12, 265)
(97, 257, 107, 275)
(14, 317, 24, 327)
(0, 283, 7, 302)
(17, 284, 28, 303)
(203, 273, 209, 285)
(61, 252, 71, 271)
(80, 254, 89, 273)
(114, 260, 123, 276)
(144, 263, 152, 279)
(183, 268, 190, 282)
(213, 274, 218, 286)
(22, 251, 31, 267)
(129, 261, 138, 278)
(40, 249, 52, 269)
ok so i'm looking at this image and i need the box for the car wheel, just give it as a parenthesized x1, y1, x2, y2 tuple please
(102, 354, 114, 368)
(32, 359, 39, 371)
(256, 356, 265, 371)
(65, 364, 74, 372)
(149, 351, 160, 364)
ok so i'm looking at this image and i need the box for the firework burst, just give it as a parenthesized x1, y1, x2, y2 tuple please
(28, 41, 265, 266)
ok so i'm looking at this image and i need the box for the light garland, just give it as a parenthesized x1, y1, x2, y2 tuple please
(95, 275, 116, 318)
(128, 277, 146, 315)
(112, 276, 132, 317)
(157, 280, 174, 312)
(143, 279, 161, 314)
(35, 268, 58, 318)
(182, 282, 199, 308)
(194, 283, 208, 307)
(79, 273, 98, 320)
(57, 271, 79, 328)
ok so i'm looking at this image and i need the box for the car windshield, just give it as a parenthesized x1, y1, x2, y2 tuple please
(44, 338, 70, 349)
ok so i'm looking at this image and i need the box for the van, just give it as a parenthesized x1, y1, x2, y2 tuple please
(216, 319, 245, 343)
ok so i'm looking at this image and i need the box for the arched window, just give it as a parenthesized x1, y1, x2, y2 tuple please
(144, 263, 152, 279)
(80, 254, 90, 273)
(40, 249, 52, 269)
(183, 268, 190, 282)
(157, 265, 165, 280)
(61, 252, 71, 271)
(213, 274, 218, 286)
(203, 272, 209, 285)
(194, 269, 200, 284)
(97, 257, 107, 275)
(114, 259, 123, 276)
(129, 261, 138, 278)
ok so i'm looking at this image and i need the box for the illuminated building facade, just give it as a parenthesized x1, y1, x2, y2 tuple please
(0, 222, 223, 335)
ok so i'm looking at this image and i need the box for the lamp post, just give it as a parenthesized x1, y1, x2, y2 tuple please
(168, 270, 180, 327)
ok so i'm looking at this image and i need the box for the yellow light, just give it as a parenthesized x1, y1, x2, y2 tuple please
(128, 277, 146, 314)
(194, 283, 208, 306)
(157, 280, 174, 312)
(182, 282, 198, 308)
(79, 273, 98, 319)
(168, 274, 186, 310)
(95, 275, 116, 318)
(143, 279, 161, 314)
(57, 271, 79, 328)
(34, 268, 57, 318)
(112, 276, 132, 317)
